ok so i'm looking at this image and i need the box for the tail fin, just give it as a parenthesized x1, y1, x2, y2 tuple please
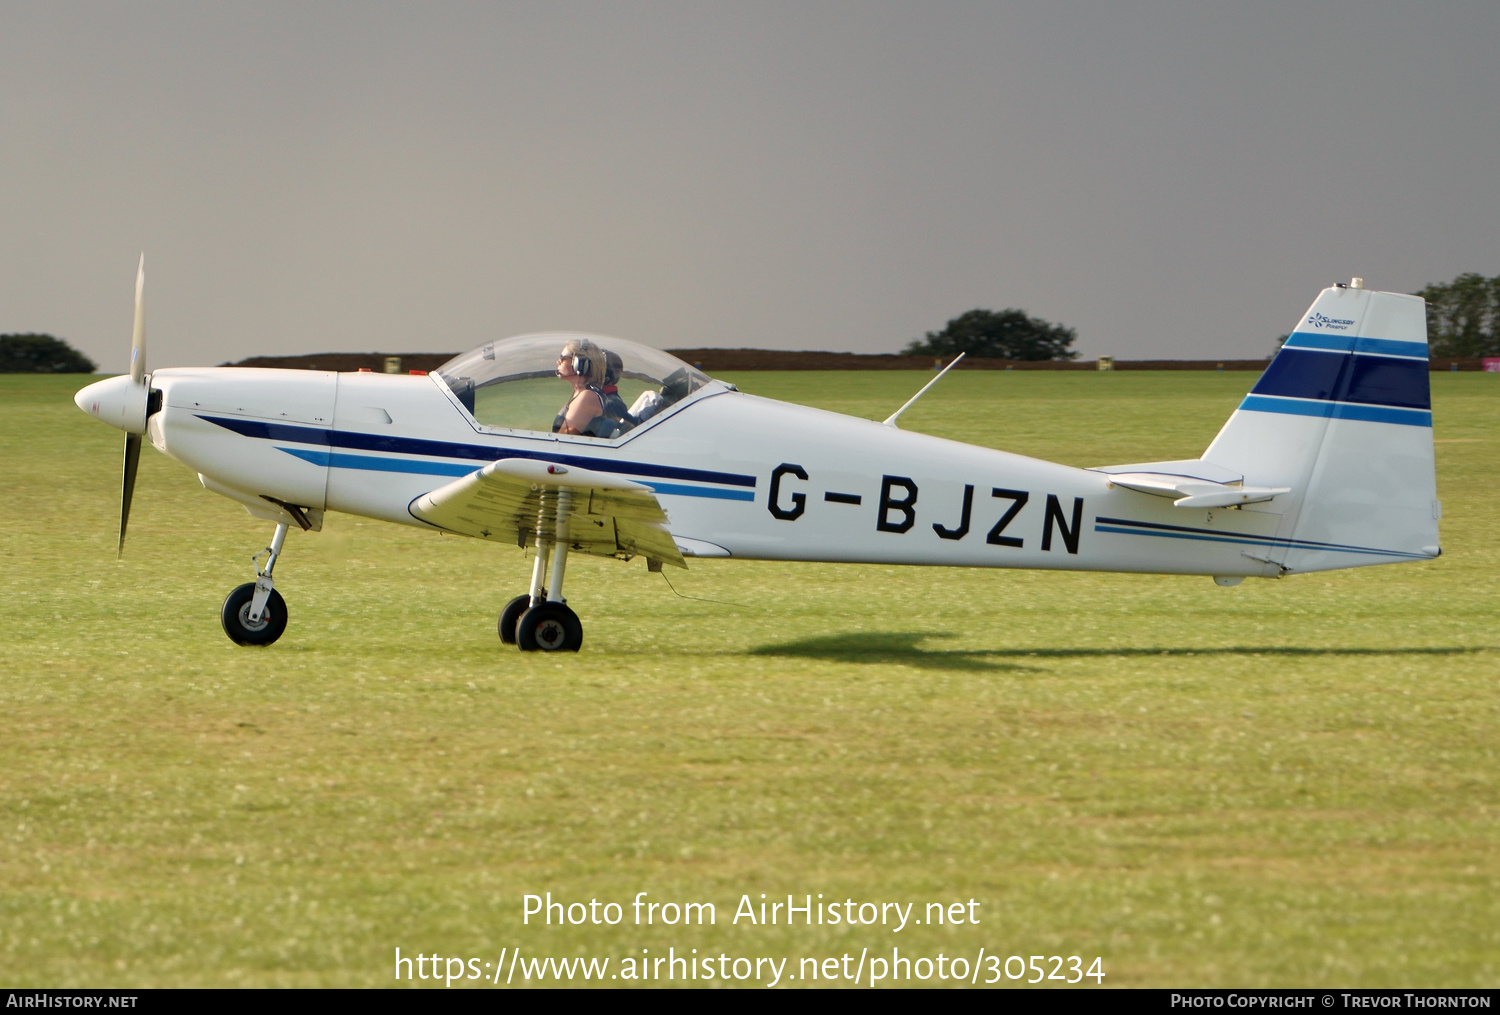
(1202, 281, 1440, 573)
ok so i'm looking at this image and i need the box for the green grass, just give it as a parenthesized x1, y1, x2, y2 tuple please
(2, 370, 1497, 987)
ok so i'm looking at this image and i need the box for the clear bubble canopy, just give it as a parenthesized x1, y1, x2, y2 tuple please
(435, 333, 714, 438)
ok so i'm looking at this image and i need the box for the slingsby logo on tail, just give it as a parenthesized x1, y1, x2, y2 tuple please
(1306, 311, 1356, 331)
(76, 270, 1440, 652)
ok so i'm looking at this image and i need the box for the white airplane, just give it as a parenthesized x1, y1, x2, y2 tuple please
(76, 260, 1440, 652)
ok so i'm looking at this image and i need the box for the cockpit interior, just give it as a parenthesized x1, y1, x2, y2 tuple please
(435, 333, 714, 439)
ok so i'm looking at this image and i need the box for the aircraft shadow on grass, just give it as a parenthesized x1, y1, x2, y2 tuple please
(748, 635, 1488, 673)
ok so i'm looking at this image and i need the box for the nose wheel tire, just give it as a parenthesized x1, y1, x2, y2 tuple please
(221, 582, 288, 646)
(498, 595, 533, 644)
(515, 602, 583, 652)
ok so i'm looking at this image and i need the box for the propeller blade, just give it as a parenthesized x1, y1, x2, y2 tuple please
(130, 253, 146, 384)
(119, 432, 141, 558)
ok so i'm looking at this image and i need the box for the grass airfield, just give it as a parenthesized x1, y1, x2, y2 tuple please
(1, 369, 1496, 988)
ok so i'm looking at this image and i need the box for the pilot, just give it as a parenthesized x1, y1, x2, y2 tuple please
(553, 339, 612, 437)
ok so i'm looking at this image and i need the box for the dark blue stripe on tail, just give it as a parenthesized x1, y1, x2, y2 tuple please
(1251, 349, 1430, 410)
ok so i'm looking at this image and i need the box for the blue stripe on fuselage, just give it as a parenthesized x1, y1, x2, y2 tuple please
(642, 482, 756, 501)
(200, 414, 757, 489)
(275, 446, 758, 500)
(277, 447, 475, 476)
(1094, 515, 1429, 559)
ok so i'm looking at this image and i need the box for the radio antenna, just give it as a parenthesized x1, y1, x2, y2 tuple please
(883, 353, 966, 428)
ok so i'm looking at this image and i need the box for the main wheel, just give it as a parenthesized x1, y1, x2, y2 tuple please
(498, 595, 532, 644)
(221, 582, 288, 646)
(515, 602, 583, 652)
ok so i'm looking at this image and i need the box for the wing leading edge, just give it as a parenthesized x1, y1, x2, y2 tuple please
(410, 458, 687, 568)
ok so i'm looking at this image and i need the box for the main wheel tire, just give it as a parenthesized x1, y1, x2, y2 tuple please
(498, 595, 532, 644)
(221, 582, 288, 646)
(515, 602, 583, 653)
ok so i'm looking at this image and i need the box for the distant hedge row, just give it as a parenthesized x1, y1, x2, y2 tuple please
(1419, 273, 1500, 358)
(0, 334, 97, 373)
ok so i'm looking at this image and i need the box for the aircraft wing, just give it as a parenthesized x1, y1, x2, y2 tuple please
(410, 458, 687, 568)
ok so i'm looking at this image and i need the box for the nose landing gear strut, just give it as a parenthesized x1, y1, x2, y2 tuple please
(221, 522, 290, 646)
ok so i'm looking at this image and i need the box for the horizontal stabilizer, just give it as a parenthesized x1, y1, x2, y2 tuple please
(1103, 473, 1291, 509)
(1090, 459, 1244, 484)
(1089, 460, 1289, 509)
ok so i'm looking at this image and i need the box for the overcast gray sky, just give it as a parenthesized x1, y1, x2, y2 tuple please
(3, 2, 1496, 370)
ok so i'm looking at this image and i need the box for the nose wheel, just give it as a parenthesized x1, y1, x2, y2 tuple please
(222, 522, 290, 646)
(222, 582, 288, 645)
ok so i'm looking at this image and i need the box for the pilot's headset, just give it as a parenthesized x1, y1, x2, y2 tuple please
(559, 342, 593, 379)
(560, 340, 605, 385)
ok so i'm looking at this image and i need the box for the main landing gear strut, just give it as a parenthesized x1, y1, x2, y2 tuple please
(499, 491, 583, 652)
(221, 522, 290, 646)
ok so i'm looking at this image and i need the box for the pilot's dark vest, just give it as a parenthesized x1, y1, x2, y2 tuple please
(552, 386, 618, 438)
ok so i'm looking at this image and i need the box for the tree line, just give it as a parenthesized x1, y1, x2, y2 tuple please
(0, 334, 97, 373)
(904, 309, 1078, 361)
(7, 275, 1492, 373)
(1418, 272, 1500, 358)
(911, 271, 1500, 364)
